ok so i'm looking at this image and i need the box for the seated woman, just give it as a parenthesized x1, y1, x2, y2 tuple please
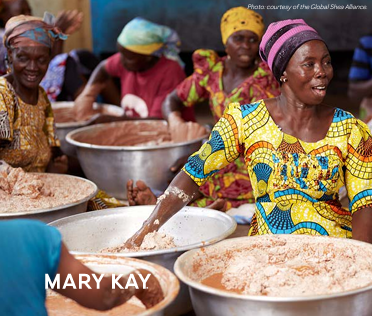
(0, 15, 67, 173)
(128, 7, 280, 210)
(0, 15, 125, 211)
(0, 0, 92, 102)
(125, 19, 372, 247)
(73, 17, 194, 121)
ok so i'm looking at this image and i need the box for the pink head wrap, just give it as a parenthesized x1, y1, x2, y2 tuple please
(259, 19, 325, 82)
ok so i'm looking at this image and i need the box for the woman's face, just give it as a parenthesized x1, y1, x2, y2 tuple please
(225, 30, 259, 68)
(282, 40, 333, 105)
(118, 44, 157, 72)
(8, 46, 50, 90)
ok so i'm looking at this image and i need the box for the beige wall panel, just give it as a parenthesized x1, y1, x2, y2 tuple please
(28, 0, 92, 51)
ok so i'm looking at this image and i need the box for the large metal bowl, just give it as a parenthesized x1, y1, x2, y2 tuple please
(49, 205, 237, 315)
(52, 101, 124, 157)
(0, 174, 97, 223)
(174, 235, 372, 316)
(66, 121, 205, 198)
(47, 254, 179, 316)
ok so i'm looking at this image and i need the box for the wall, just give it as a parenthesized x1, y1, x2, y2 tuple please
(25, 0, 372, 56)
(90, 0, 372, 56)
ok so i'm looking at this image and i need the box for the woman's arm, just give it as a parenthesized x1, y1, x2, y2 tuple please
(352, 207, 372, 243)
(73, 60, 120, 120)
(46, 147, 68, 174)
(124, 171, 200, 248)
(162, 89, 186, 120)
(348, 80, 372, 102)
(55, 243, 163, 310)
(124, 102, 243, 248)
(163, 90, 207, 142)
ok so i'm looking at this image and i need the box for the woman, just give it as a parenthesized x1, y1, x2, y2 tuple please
(0, 218, 163, 314)
(0, 15, 67, 173)
(73, 17, 194, 121)
(0, 15, 125, 210)
(128, 7, 280, 210)
(348, 34, 372, 122)
(0, 0, 88, 102)
(125, 19, 372, 247)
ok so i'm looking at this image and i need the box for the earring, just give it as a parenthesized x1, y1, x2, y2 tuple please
(280, 78, 287, 83)
(227, 55, 231, 60)
(5, 57, 11, 74)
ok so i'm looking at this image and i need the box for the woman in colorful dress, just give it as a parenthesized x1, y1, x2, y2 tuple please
(0, 0, 90, 102)
(128, 7, 280, 210)
(125, 19, 372, 247)
(0, 15, 130, 210)
(0, 15, 67, 173)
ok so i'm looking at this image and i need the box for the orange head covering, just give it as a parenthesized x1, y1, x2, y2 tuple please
(4, 14, 66, 49)
(220, 7, 264, 45)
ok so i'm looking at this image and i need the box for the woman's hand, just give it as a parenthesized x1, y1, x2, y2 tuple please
(352, 206, 372, 243)
(0, 160, 11, 174)
(122, 225, 152, 249)
(168, 112, 208, 142)
(47, 155, 68, 174)
(55, 10, 83, 35)
(134, 269, 164, 308)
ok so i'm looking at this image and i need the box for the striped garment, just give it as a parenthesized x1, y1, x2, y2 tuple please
(349, 35, 372, 82)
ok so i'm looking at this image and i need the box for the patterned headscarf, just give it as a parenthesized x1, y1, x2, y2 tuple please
(117, 17, 183, 67)
(259, 19, 325, 82)
(220, 7, 264, 45)
(4, 14, 66, 49)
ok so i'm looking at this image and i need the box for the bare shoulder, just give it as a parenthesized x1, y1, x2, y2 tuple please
(262, 97, 279, 116)
(318, 103, 337, 120)
(263, 97, 276, 108)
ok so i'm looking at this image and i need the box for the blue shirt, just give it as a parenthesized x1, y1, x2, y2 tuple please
(349, 35, 372, 82)
(0, 220, 62, 316)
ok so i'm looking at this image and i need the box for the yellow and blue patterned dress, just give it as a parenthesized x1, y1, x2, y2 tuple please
(183, 100, 372, 238)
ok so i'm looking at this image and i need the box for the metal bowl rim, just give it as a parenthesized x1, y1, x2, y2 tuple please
(49, 205, 237, 257)
(0, 174, 98, 217)
(174, 235, 372, 302)
(65, 121, 208, 151)
(52, 102, 124, 128)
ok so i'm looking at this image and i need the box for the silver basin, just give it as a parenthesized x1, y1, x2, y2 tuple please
(49, 206, 237, 316)
(0, 174, 97, 223)
(174, 235, 372, 316)
(47, 254, 179, 316)
(66, 121, 205, 198)
(52, 102, 124, 157)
